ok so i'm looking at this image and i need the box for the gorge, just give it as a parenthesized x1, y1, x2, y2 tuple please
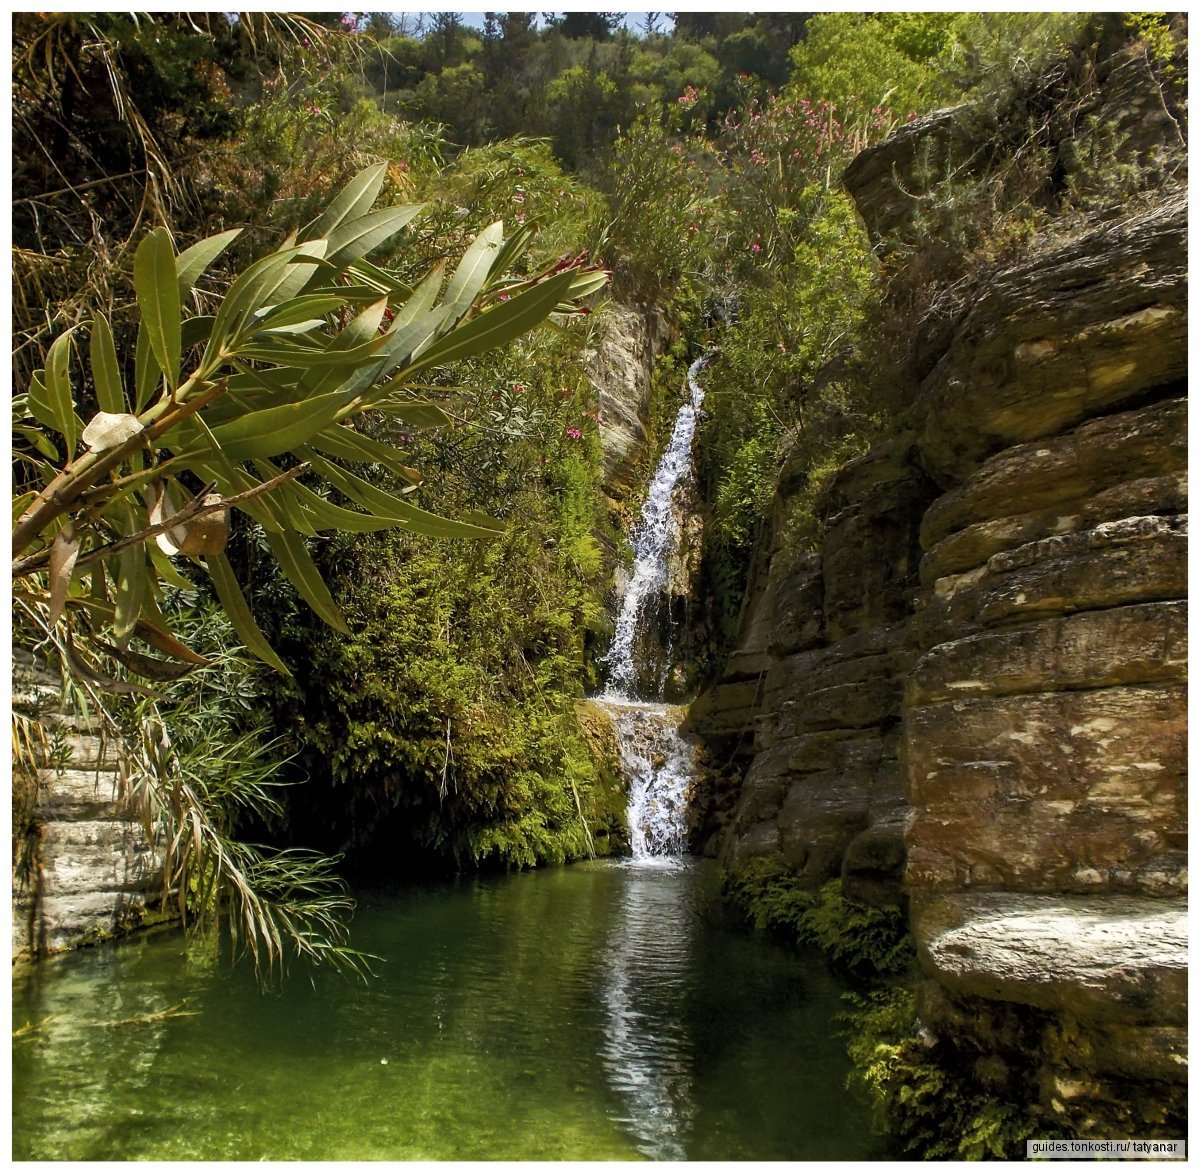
(11, 11, 1187, 1161)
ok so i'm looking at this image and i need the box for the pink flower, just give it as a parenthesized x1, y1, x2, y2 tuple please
(512, 383, 525, 395)
(750, 242, 761, 254)
(565, 427, 583, 440)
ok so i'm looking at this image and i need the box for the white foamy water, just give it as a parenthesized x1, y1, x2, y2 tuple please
(595, 357, 707, 861)
(601, 357, 707, 697)
(598, 698, 697, 860)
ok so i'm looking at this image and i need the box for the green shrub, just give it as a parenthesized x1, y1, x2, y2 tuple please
(841, 986, 1044, 1160)
(721, 858, 914, 980)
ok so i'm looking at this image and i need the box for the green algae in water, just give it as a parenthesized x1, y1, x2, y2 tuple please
(12, 859, 888, 1161)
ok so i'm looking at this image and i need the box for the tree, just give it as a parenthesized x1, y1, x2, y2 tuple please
(427, 11, 466, 67)
(555, 12, 623, 41)
(12, 164, 608, 685)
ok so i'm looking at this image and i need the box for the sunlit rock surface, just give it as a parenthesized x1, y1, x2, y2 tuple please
(696, 40, 1187, 1132)
(12, 652, 165, 958)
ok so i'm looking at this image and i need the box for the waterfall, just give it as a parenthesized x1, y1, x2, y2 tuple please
(596, 357, 706, 861)
(601, 356, 706, 697)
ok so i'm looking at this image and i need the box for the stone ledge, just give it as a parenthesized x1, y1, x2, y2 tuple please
(913, 891, 1188, 1025)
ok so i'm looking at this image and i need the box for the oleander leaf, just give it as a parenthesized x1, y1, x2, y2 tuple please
(205, 552, 290, 674)
(90, 313, 126, 413)
(307, 162, 388, 241)
(410, 271, 574, 372)
(176, 227, 242, 297)
(263, 529, 349, 633)
(134, 227, 182, 385)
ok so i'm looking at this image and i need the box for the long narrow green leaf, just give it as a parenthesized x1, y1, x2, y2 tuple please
(42, 327, 80, 454)
(249, 461, 320, 537)
(252, 459, 382, 532)
(295, 298, 391, 399)
(324, 204, 424, 267)
(232, 334, 386, 368)
(263, 529, 349, 634)
(203, 242, 327, 368)
(207, 391, 351, 462)
(308, 424, 423, 480)
(373, 400, 454, 429)
(181, 315, 215, 351)
(488, 220, 538, 282)
(114, 545, 147, 644)
(302, 451, 503, 539)
(14, 423, 59, 462)
(409, 271, 575, 373)
(90, 314, 125, 413)
(392, 262, 445, 328)
(308, 162, 388, 241)
(249, 295, 347, 333)
(147, 543, 195, 591)
(188, 458, 288, 533)
(273, 476, 410, 532)
(205, 552, 290, 674)
(134, 321, 163, 411)
(346, 307, 456, 406)
(176, 227, 242, 297)
(255, 320, 327, 338)
(25, 371, 58, 436)
(134, 228, 182, 385)
(346, 258, 415, 300)
(442, 222, 504, 316)
(562, 268, 610, 302)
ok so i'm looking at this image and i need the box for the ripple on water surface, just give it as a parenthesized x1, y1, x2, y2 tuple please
(12, 859, 887, 1161)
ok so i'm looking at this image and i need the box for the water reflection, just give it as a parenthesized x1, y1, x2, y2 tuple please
(597, 860, 696, 1160)
(14, 862, 882, 1161)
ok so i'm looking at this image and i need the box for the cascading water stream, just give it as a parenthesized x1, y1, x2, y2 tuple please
(601, 357, 707, 697)
(596, 357, 707, 862)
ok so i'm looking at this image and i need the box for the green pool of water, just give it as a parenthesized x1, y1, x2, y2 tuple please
(12, 858, 888, 1160)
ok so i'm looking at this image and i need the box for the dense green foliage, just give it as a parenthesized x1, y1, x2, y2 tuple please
(721, 857, 914, 980)
(841, 986, 1045, 1160)
(116, 594, 369, 976)
(253, 309, 631, 870)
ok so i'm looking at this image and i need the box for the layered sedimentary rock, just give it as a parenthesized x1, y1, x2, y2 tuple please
(700, 31, 1187, 1135)
(690, 439, 936, 906)
(12, 653, 165, 958)
(587, 301, 675, 506)
(899, 190, 1187, 1134)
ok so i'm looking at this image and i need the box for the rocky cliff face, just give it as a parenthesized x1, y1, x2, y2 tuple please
(689, 438, 935, 908)
(587, 301, 675, 508)
(12, 652, 165, 959)
(694, 37, 1186, 1137)
(899, 188, 1186, 1136)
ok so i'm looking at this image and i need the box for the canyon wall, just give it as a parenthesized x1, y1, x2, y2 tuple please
(693, 41, 1187, 1136)
(12, 651, 166, 959)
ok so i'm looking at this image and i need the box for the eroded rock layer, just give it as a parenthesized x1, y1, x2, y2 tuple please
(695, 59, 1187, 1132)
(899, 185, 1187, 1134)
(12, 653, 165, 958)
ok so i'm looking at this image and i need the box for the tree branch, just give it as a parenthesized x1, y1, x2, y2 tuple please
(12, 463, 310, 579)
